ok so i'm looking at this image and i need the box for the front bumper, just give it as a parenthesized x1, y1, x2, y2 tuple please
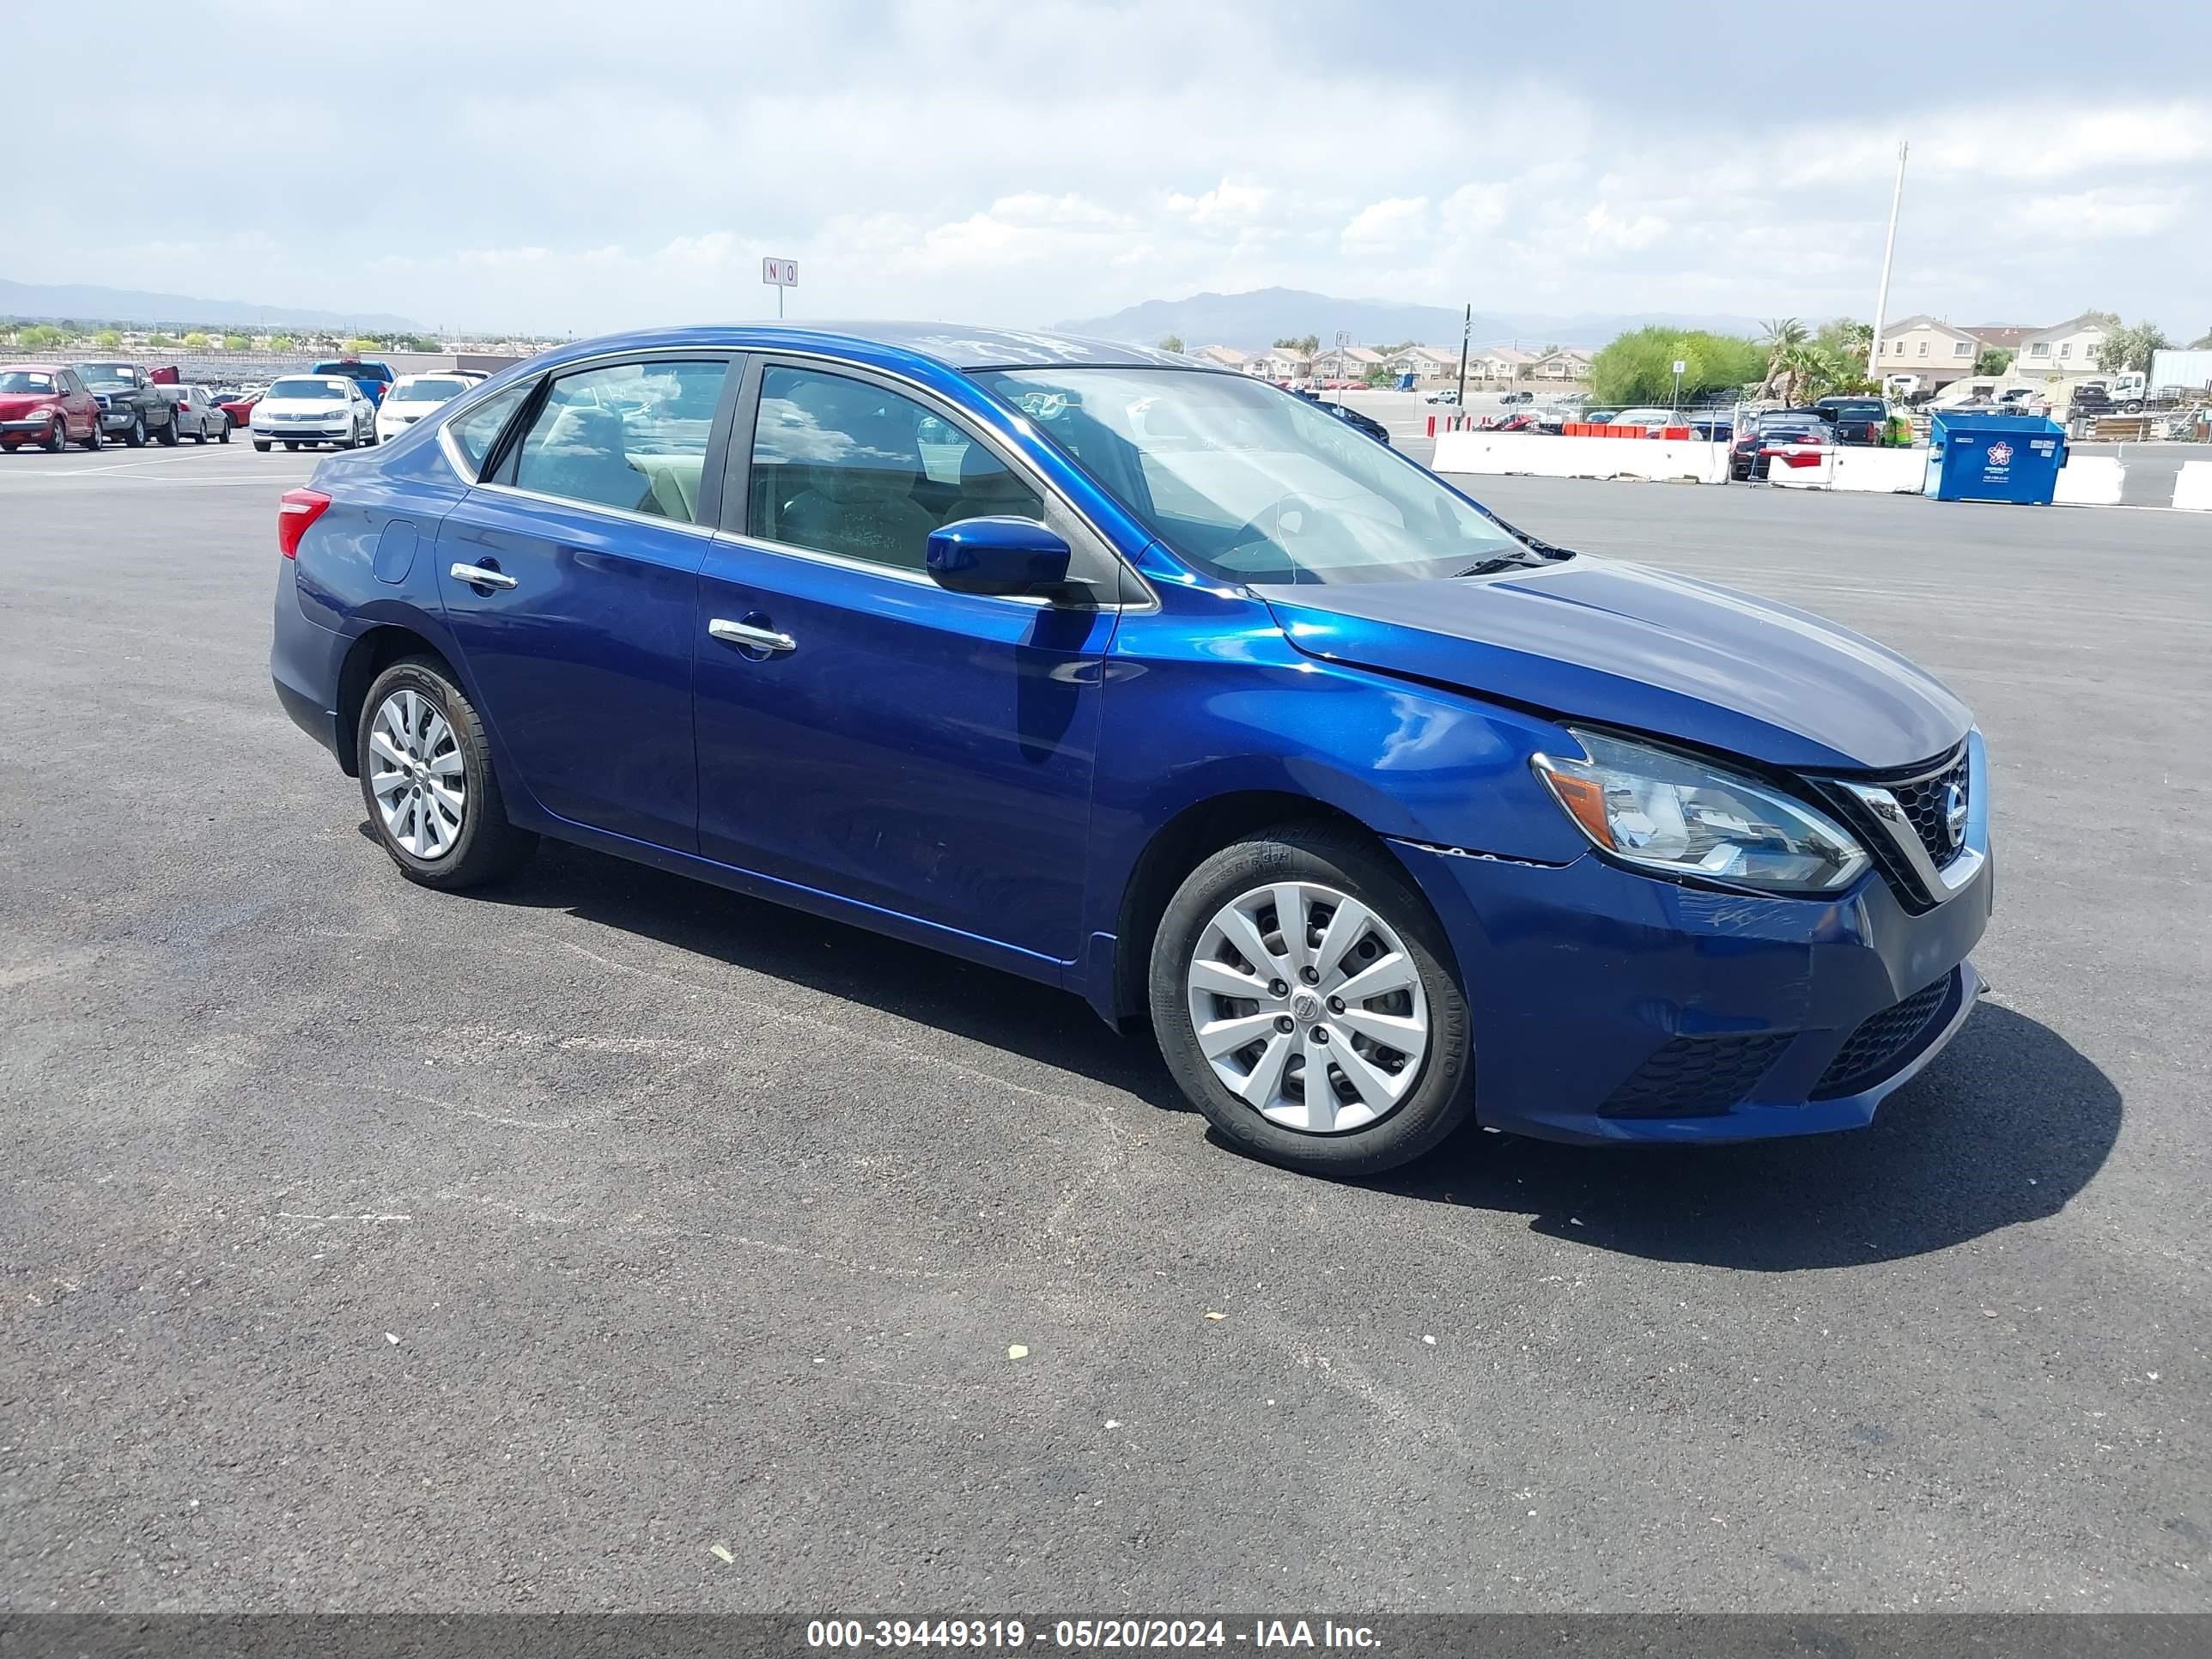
(97, 406, 143, 429)
(1396, 811, 1993, 1146)
(0, 416, 60, 433)
(255, 423, 353, 443)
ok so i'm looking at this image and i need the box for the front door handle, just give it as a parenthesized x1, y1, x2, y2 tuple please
(450, 562, 519, 591)
(709, 617, 796, 654)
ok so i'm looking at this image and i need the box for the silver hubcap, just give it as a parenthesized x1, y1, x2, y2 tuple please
(1186, 879, 1431, 1134)
(368, 688, 465, 859)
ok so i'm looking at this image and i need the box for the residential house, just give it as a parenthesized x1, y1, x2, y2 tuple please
(1385, 344, 1460, 382)
(1876, 314, 1981, 391)
(1963, 325, 2035, 355)
(1243, 349, 1310, 381)
(1527, 347, 1592, 382)
(1188, 343, 1249, 371)
(2014, 314, 2111, 382)
(1311, 344, 1384, 381)
(1470, 346, 1536, 383)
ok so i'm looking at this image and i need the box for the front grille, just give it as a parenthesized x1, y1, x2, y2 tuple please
(1889, 748, 1969, 866)
(1810, 971, 1956, 1098)
(1601, 1032, 1788, 1118)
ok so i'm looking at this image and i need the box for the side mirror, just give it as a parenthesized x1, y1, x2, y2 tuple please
(926, 516, 1074, 599)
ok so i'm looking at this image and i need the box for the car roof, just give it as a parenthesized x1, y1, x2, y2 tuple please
(0, 362, 66, 374)
(521, 322, 1198, 376)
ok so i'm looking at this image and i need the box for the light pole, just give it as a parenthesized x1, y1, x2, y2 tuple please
(1455, 304, 1471, 410)
(1868, 140, 1909, 386)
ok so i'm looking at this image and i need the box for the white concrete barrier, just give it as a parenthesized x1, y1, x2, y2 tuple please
(2052, 456, 2126, 507)
(1432, 430, 1729, 484)
(1765, 447, 1927, 494)
(2172, 460, 2212, 512)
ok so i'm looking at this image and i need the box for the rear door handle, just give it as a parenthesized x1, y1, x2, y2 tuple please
(709, 618, 796, 653)
(449, 562, 518, 591)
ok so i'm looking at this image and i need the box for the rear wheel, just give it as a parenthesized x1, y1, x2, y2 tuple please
(155, 412, 179, 447)
(191, 419, 208, 444)
(356, 658, 537, 890)
(1150, 825, 1474, 1177)
(253, 440, 271, 452)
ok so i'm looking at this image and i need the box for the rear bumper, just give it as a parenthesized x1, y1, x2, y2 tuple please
(270, 561, 350, 764)
(1395, 829, 1994, 1146)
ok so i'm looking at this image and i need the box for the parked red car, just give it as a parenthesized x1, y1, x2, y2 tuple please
(220, 391, 261, 428)
(0, 363, 103, 452)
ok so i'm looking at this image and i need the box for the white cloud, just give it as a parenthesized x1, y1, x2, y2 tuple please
(1341, 197, 1430, 252)
(5, 2, 2204, 335)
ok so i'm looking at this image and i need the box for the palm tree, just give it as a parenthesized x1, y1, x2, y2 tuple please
(1756, 318, 1808, 400)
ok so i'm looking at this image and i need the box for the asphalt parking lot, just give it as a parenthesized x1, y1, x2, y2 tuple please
(2, 438, 2208, 1613)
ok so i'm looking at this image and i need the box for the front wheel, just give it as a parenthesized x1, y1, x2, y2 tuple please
(42, 417, 67, 453)
(192, 420, 209, 444)
(217, 421, 230, 445)
(79, 419, 101, 452)
(356, 658, 537, 890)
(125, 415, 146, 448)
(253, 440, 271, 452)
(1150, 825, 1474, 1177)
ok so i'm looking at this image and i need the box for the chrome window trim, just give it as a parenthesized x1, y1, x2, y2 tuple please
(707, 526, 1158, 612)
(1820, 731, 1987, 905)
(459, 477, 723, 539)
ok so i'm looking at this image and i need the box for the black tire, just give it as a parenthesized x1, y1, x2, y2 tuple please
(80, 419, 101, 452)
(356, 656, 537, 890)
(191, 420, 208, 444)
(283, 441, 300, 452)
(125, 415, 146, 448)
(43, 417, 67, 454)
(217, 421, 230, 445)
(155, 412, 179, 447)
(253, 440, 271, 452)
(1149, 824, 1474, 1177)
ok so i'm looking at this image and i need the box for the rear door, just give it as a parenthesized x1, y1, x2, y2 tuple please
(434, 352, 741, 851)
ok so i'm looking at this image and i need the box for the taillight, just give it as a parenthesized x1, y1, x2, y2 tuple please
(277, 488, 331, 559)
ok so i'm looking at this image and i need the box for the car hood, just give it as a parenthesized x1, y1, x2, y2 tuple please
(256, 398, 349, 416)
(1256, 557, 1971, 772)
(0, 393, 60, 417)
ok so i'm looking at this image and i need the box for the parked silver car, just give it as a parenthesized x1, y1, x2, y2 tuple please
(160, 384, 232, 445)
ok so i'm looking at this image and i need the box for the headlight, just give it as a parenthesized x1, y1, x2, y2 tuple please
(1532, 728, 1869, 893)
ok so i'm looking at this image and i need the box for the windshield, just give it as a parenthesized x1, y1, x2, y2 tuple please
(391, 377, 469, 403)
(77, 362, 139, 387)
(0, 371, 58, 393)
(973, 368, 1530, 585)
(268, 379, 346, 401)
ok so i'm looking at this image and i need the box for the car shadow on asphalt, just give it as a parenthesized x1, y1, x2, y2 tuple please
(1357, 1001, 2120, 1270)
(428, 831, 2118, 1273)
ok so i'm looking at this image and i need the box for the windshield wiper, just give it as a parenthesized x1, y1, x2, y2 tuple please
(1451, 553, 1553, 578)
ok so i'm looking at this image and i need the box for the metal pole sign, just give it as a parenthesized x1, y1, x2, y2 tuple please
(762, 257, 798, 319)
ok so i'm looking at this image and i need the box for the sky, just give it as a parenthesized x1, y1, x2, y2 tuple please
(13, 0, 2209, 339)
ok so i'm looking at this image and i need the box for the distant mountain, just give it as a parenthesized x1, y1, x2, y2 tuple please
(1054, 287, 1759, 350)
(0, 277, 421, 333)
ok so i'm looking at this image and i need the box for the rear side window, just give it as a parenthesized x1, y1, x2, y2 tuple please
(510, 360, 729, 523)
(445, 383, 532, 477)
(747, 366, 1041, 571)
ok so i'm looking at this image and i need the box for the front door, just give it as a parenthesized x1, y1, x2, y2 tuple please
(434, 354, 737, 851)
(692, 361, 1117, 967)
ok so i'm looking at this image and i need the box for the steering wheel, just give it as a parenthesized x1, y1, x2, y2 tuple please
(1224, 492, 1323, 570)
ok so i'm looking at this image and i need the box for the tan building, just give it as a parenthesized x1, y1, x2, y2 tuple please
(2015, 314, 2111, 382)
(1528, 347, 1592, 382)
(1188, 344, 1250, 371)
(1877, 314, 1982, 390)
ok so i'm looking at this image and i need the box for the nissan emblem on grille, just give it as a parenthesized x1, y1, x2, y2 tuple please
(1943, 781, 1967, 850)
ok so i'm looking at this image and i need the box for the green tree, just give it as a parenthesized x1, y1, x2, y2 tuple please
(1363, 364, 1393, 386)
(1158, 334, 1185, 355)
(147, 331, 178, 349)
(1815, 317, 1873, 357)
(182, 331, 210, 349)
(1588, 326, 1765, 405)
(268, 333, 296, 351)
(94, 328, 123, 350)
(1753, 318, 1808, 398)
(222, 333, 249, 351)
(2191, 327, 2212, 349)
(343, 337, 379, 355)
(1974, 346, 2014, 376)
(2098, 319, 2171, 376)
(19, 323, 65, 349)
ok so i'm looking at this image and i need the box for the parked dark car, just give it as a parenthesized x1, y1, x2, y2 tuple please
(309, 356, 397, 406)
(1297, 392, 1389, 445)
(1813, 396, 1892, 447)
(0, 362, 104, 452)
(69, 360, 179, 447)
(1499, 389, 1534, 405)
(1732, 411, 1836, 480)
(272, 325, 1991, 1176)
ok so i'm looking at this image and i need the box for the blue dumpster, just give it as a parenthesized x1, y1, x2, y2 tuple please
(1923, 410, 2068, 503)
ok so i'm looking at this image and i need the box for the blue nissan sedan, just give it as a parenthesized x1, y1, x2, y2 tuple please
(270, 325, 1992, 1176)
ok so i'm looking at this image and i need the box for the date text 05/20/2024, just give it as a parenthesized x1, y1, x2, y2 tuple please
(805, 1620, 1380, 1650)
